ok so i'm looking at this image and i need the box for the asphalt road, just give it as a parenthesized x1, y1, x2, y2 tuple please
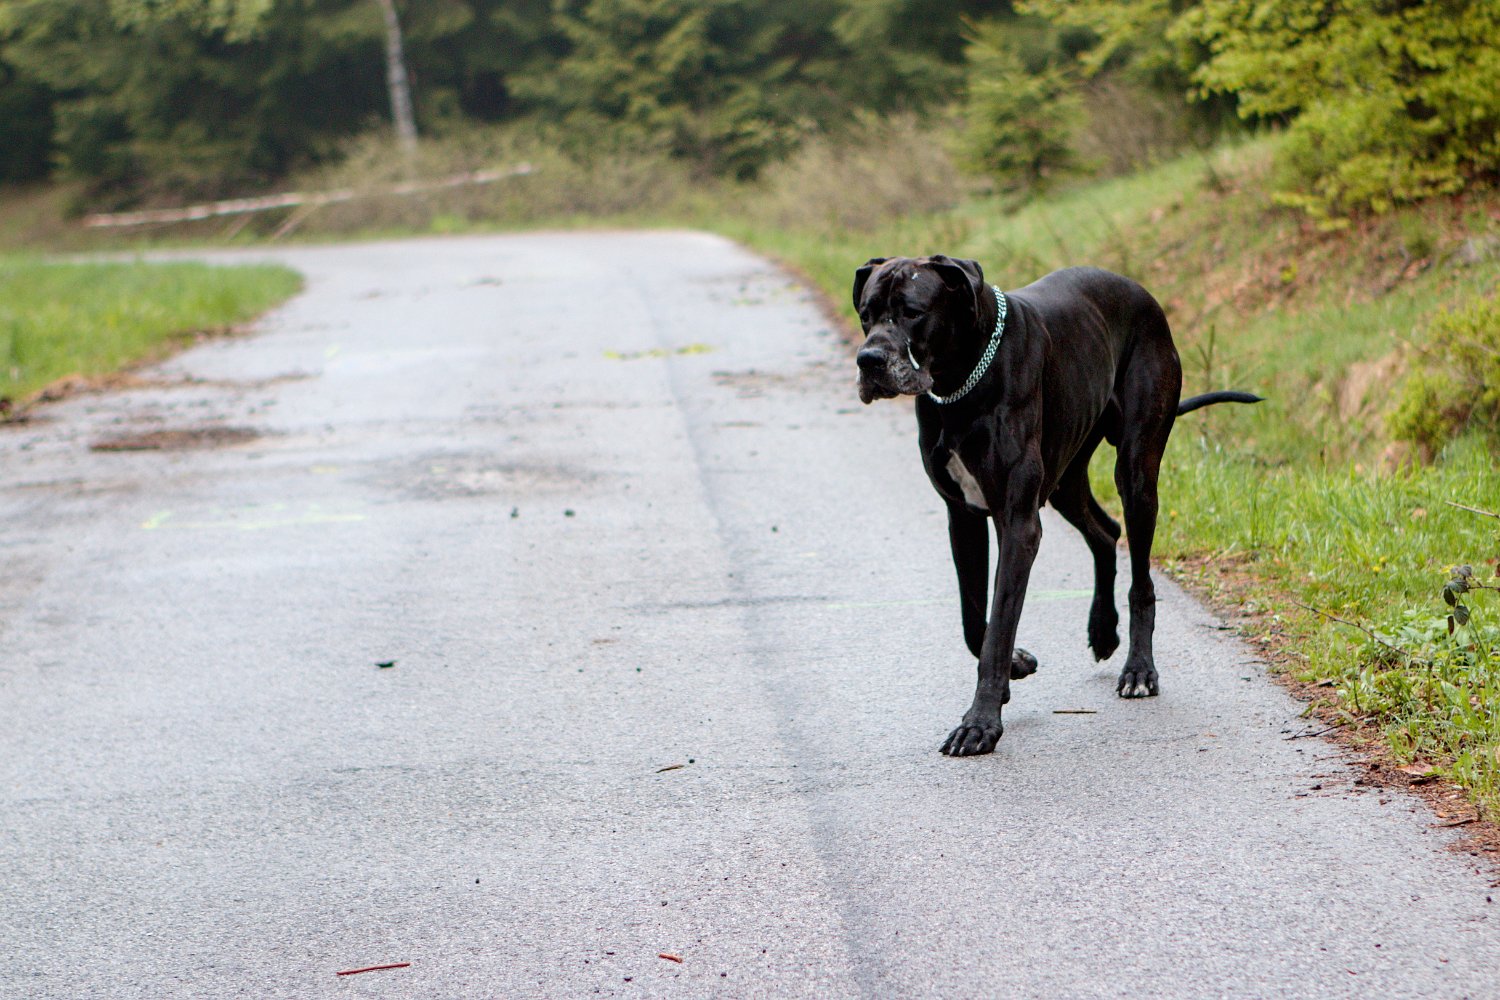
(2, 232, 1497, 999)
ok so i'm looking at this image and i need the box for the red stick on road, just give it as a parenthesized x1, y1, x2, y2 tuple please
(335, 962, 411, 976)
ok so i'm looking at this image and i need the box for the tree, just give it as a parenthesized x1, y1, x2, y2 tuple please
(1016, 0, 1239, 139)
(0, 0, 553, 194)
(104, 0, 274, 39)
(0, 57, 53, 182)
(0, 0, 380, 193)
(1181, 0, 1500, 215)
(0, 0, 1118, 196)
(829, 0, 1012, 112)
(522, 0, 836, 178)
(372, 0, 416, 154)
(959, 16, 1084, 192)
(1018, 0, 1191, 80)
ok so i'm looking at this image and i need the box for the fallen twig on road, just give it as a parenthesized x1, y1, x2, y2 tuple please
(335, 963, 411, 976)
(1286, 725, 1339, 740)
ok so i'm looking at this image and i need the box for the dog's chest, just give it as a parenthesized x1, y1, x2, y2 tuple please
(944, 451, 989, 512)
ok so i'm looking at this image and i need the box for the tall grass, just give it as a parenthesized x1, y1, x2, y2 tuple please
(0, 257, 301, 406)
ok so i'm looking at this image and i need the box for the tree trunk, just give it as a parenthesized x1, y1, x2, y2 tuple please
(374, 0, 417, 156)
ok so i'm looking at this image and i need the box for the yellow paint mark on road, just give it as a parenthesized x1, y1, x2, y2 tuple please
(603, 343, 715, 361)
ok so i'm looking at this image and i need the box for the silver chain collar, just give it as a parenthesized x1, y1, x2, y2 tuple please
(928, 285, 1007, 405)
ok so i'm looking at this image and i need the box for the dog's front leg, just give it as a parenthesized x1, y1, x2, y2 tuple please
(946, 503, 989, 659)
(941, 502, 1043, 757)
(948, 501, 1041, 674)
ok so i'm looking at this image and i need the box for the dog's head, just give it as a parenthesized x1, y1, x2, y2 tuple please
(852, 255, 989, 404)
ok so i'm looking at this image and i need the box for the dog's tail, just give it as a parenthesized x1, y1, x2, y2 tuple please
(1177, 391, 1264, 416)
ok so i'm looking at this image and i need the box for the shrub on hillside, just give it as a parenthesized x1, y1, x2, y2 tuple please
(957, 18, 1085, 194)
(1389, 293, 1500, 456)
(1183, 0, 1500, 217)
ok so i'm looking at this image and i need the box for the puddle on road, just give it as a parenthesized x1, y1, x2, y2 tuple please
(90, 426, 261, 452)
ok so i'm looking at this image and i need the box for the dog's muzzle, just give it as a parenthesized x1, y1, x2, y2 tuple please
(857, 344, 933, 404)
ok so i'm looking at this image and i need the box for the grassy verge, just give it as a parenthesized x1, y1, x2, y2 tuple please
(0, 257, 302, 409)
(717, 137, 1500, 819)
(1155, 438, 1499, 812)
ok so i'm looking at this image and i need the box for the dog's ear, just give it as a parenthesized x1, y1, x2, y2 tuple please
(927, 255, 987, 321)
(852, 258, 888, 310)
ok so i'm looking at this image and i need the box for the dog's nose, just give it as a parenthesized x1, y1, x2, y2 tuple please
(856, 347, 886, 371)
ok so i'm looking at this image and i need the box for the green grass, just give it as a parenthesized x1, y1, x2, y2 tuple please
(1150, 436, 1500, 813)
(0, 257, 302, 407)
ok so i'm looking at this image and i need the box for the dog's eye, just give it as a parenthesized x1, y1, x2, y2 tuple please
(900, 303, 925, 320)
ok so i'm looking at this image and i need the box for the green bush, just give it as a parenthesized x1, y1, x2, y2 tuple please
(1353, 604, 1500, 799)
(1390, 294, 1500, 454)
(1183, 0, 1500, 217)
(958, 18, 1085, 194)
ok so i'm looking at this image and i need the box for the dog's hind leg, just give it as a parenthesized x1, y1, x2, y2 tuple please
(1049, 432, 1123, 661)
(1112, 355, 1179, 698)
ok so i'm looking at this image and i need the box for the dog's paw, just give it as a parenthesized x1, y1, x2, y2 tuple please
(1088, 605, 1120, 661)
(1116, 663, 1159, 698)
(1011, 647, 1039, 679)
(940, 719, 1003, 756)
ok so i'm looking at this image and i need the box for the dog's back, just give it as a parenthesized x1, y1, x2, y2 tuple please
(1006, 268, 1181, 475)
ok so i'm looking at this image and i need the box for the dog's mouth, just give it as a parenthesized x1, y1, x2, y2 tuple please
(858, 352, 933, 404)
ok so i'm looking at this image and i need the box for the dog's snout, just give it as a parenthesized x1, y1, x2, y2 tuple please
(856, 347, 887, 371)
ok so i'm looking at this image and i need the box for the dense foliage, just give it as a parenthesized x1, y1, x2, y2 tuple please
(517, 0, 833, 179)
(0, 0, 1003, 195)
(0, 0, 1495, 215)
(1186, 0, 1500, 216)
(1023, 0, 1500, 214)
(957, 17, 1083, 192)
(0, 0, 561, 195)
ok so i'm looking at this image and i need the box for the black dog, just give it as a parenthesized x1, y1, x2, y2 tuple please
(854, 257, 1259, 756)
